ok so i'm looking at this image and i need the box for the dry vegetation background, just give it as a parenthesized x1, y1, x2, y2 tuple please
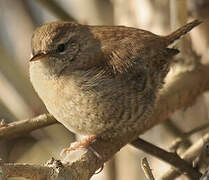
(0, 0, 209, 180)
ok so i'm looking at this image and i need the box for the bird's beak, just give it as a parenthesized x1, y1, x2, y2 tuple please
(30, 53, 48, 62)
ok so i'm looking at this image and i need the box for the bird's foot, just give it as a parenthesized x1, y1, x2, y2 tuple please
(60, 135, 99, 157)
(60, 135, 104, 174)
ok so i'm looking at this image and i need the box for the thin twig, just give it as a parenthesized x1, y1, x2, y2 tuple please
(170, 120, 209, 153)
(163, 119, 192, 152)
(141, 157, 155, 180)
(170, 121, 209, 151)
(131, 138, 201, 179)
(0, 114, 56, 140)
(160, 133, 209, 179)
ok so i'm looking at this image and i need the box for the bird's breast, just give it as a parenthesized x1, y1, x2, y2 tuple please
(29, 62, 154, 136)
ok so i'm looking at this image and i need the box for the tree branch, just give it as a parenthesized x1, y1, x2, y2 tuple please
(131, 138, 201, 179)
(0, 114, 56, 140)
(160, 133, 209, 179)
(0, 159, 52, 180)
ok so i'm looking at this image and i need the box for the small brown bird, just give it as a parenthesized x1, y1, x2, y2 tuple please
(29, 20, 200, 153)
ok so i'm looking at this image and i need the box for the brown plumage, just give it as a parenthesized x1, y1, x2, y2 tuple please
(29, 20, 201, 150)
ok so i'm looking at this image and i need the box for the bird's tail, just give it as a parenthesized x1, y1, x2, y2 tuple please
(165, 20, 201, 46)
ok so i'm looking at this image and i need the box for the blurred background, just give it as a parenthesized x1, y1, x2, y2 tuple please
(0, 0, 209, 179)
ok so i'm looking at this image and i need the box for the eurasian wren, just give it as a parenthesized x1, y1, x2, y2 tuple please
(29, 20, 200, 150)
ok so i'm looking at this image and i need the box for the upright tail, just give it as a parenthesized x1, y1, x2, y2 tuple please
(165, 19, 202, 46)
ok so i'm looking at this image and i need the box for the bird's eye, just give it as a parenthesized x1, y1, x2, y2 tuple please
(57, 44, 65, 53)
